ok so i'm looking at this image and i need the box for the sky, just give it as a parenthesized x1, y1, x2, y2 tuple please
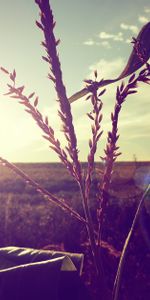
(0, 0, 150, 162)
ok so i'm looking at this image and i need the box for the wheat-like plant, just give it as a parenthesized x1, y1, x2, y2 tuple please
(0, 1, 150, 299)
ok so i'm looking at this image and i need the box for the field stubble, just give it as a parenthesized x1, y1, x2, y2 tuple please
(0, 162, 150, 300)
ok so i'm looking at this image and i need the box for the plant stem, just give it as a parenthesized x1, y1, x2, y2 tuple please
(79, 182, 111, 300)
(112, 183, 150, 300)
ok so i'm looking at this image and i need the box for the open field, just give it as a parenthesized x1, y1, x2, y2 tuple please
(0, 162, 150, 299)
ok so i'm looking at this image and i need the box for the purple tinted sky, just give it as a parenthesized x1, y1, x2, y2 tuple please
(0, 0, 150, 162)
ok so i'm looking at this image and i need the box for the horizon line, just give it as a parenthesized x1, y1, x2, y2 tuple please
(12, 160, 150, 164)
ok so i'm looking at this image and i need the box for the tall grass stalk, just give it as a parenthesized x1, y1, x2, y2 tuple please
(0, 1, 150, 299)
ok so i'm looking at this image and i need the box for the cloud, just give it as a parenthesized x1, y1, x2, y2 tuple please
(101, 41, 111, 49)
(83, 37, 112, 49)
(83, 38, 112, 48)
(144, 7, 150, 13)
(138, 15, 149, 24)
(125, 38, 131, 44)
(83, 39, 95, 46)
(88, 57, 124, 80)
(84, 23, 140, 49)
(99, 32, 114, 39)
(99, 31, 123, 42)
(120, 23, 138, 34)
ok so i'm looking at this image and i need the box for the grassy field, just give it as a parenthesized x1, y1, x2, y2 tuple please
(0, 161, 150, 299)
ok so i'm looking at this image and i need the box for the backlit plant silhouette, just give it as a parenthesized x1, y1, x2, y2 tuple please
(0, 1, 150, 299)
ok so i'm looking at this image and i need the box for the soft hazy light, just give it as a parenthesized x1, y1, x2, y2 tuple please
(0, 1, 150, 162)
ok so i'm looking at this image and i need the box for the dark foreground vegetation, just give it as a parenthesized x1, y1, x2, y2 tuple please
(0, 162, 150, 300)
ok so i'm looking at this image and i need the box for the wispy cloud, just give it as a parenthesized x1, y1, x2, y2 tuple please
(88, 57, 124, 80)
(101, 40, 111, 49)
(144, 7, 150, 13)
(138, 15, 149, 24)
(83, 29, 124, 48)
(120, 23, 138, 34)
(83, 16, 147, 49)
(99, 31, 123, 41)
(83, 37, 111, 49)
(83, 38, 95, 46)
(83, 23, 140, 49)
(125, 38, 131, 44)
